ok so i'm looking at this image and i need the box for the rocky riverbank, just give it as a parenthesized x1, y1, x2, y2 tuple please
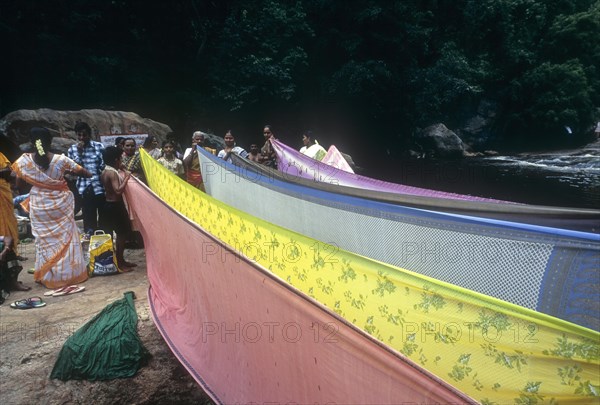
(0, 241, 213, 405)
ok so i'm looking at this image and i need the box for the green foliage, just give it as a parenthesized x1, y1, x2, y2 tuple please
(209, 0, 313, 110)
(506, 60, 594, 139)
(2, 0, 598, 150)
(410, 42, 487, 125)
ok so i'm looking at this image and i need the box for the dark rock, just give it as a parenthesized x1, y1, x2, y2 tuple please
(19, 137, 75, 155)
(415, 123, 466, 159)
(1, 108, 173, 147)
(203, 132, 226, 152)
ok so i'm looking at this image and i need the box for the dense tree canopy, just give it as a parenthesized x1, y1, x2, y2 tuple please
(2, 0, 598, 158)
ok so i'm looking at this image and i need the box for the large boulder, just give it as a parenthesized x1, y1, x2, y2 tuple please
(0, 109, 173, 153)
(415, 123, 467, 159)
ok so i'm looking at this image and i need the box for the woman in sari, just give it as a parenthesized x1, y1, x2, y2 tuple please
(182, 131, 207, 191)
(0, 136, 22, 249)
(142, 135, 162, 159)
(12, 128, 92, 289)
(122, 137, 147, 183)
(0, 152, 19, 252)
(0, 137, 30, 292)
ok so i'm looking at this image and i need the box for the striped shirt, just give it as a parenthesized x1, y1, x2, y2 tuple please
(67, 140, 106, 195)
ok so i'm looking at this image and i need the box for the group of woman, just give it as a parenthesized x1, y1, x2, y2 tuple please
(180, 125, 278, 190)
(1, 124, 279, 293)
(0, 121, 308, 290)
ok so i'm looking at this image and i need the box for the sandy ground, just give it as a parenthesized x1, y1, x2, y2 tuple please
(0, 239, 213, 405)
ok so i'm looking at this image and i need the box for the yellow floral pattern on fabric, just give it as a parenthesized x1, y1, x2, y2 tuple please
(140, 150, 599, 404)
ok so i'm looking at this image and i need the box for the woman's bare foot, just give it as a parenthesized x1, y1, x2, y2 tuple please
(118, 261, 137, 268)
(118, 262, 135, 272)
(11, 281, 32, 291)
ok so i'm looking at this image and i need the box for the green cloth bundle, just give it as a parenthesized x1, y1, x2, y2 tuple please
(51, 291, 150, 380)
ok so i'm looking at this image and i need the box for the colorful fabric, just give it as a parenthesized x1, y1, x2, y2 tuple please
(146, 148, 162, 160)
(12, 154, 89, 288)
(302, 142, 327, 161)
(231, 153, 600, 233)
(67, 140, 105, 195)
(261, 138, 277, 167)
(182, 147, 205, 189)
(157, 156, 184, 176)
(201, 149, 600, 330)
(217, 146, 248, 163)
(272, 138, 510, 202)
(124, 174, 472, 404)
(140, 148, 600, 404)
(0, 152, 18, 251)
(123, 152, 142, 176)
(322, 144, 354, 173)
(51, 291, 149, 380)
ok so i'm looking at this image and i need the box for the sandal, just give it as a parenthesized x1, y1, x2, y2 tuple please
(52, 285, 85, 296)
(44, 286, 70, 296)
(10, 296, 46, 309)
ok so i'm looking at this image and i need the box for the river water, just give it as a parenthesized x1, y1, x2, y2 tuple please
(365, 141, 600, 210)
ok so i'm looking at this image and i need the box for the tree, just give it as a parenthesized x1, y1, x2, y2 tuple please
(505, 60, 594, 145)
(208, 0, 313, 111)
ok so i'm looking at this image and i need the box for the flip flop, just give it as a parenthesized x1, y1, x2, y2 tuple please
(52, 285, 85, 296)
(44, 286, 72, 296)
(10, 296, 46, 309)
(27, 268, 35, 274)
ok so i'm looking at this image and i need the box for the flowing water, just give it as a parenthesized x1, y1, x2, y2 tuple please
(366, 141, 600, 210)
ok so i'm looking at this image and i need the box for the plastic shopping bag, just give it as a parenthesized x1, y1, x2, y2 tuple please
(88, 231, 121, 276)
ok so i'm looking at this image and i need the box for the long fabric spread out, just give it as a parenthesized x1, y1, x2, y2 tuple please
(51, 291, 149, 380)
(139, 149, 599, 404)
(231, 153, 600, 233)
(200, 149, 600, 330)
(12, 154, 89, 288)
(271, 138, 511, 202)
(125, 165, 472, 404)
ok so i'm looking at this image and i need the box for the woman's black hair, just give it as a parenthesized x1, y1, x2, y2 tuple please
(30, 127, 52, 170)
(143, 135, 156, 149)
(162, 139, 175, 148)
(303, 131, 315, 144)
(114, 136, 125, 146)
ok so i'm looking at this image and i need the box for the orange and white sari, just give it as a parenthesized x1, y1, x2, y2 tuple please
(12, 154, 89, 288)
